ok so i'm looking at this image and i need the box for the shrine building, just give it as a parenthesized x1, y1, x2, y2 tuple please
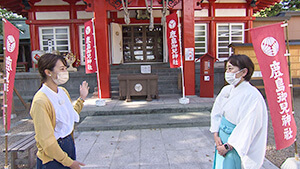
(0, 0, 280, 99)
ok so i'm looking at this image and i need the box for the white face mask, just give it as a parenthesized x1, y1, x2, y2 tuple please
(52, 71, 69, 85)
(225, 69, 243, 86)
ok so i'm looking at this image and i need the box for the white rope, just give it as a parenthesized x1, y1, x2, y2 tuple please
(149, 12, 154, 31)
(122, 0, 130, 25)
(145, 0, 149, 10)
(146, 0, 154, 31)
(161, 0, 168, 25)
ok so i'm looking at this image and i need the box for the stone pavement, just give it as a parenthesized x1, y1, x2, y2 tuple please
(72, 95, 279, 169)
(74, 127, 278, 169)
(76, 95, 214, 131)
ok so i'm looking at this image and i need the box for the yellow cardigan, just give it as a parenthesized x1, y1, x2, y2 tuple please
(30, 87, 84, 167)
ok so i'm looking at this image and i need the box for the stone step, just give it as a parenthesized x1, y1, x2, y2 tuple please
(76, 111, 211, 131)
(79, 100, 212, 118)
(92, 106, 211, 116)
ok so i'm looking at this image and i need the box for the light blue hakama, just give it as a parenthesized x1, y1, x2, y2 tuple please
(213, 117, 241, 169)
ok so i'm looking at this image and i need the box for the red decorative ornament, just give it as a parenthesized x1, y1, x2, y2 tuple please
(106, 0, 132, 10)
(157, 0, 181, 8)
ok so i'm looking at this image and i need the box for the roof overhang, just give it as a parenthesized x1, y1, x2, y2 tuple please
(247, 0, 281, 13)
(0, 0, 32, 17)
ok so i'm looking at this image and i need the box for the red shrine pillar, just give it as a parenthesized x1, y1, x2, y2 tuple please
(68, 0, 81, 67)
(208, 0, 216, 59)
(93, 0, 111, 98)
(246, 6, 254, 43)
(182, 0, 195, 95)
(27, 11, 39, 51)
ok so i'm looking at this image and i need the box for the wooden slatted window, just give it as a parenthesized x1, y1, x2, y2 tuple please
(122, 25, 163, 63)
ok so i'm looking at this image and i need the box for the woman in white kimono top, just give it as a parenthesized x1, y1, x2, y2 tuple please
(210, 54, 268, 169)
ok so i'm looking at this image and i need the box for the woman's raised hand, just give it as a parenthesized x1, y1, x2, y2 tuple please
(80, 81, 89, 100)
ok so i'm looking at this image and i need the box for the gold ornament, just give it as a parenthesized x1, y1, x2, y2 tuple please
(65, 52, 77, 72)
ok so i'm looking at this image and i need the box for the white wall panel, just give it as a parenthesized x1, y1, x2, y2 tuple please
(195, 9, 208, 17)
(35, 0, 69, 6)
(77, 11, 94, 19)
(36, 12, 69, 20)
(215, 9, 246, 17)
(76, 1, 86, 5)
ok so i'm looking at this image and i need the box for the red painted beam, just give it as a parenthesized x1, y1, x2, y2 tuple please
(263, 0, 281, 3)
(28, 0, 42, 4)
(196, 2, 248, 9)
(104, 0, 182, 10)
(198, 0, 279, 12)
(25, 19, 90, 25)
(0, 0, 20, 6)
(31, 5, 86, 12)
(195, 2, 209, 9)
(105, 0, 162, 10)
(5, 4, 22, 11)
(108, 18, 164, 24)
(194, 16, 255, 21)
(259, 1, 277, 6)
(253, 0, 281, 12)
(214, 3, 248, 9)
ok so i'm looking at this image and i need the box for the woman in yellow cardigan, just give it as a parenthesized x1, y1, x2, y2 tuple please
(30, 53, 89, 169)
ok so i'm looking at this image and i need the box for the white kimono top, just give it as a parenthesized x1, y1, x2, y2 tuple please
(210, 81, 268, 169)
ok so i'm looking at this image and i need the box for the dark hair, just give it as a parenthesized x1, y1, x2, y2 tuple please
(38, 53, 67, 86)
(227, 54, 254, 81)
